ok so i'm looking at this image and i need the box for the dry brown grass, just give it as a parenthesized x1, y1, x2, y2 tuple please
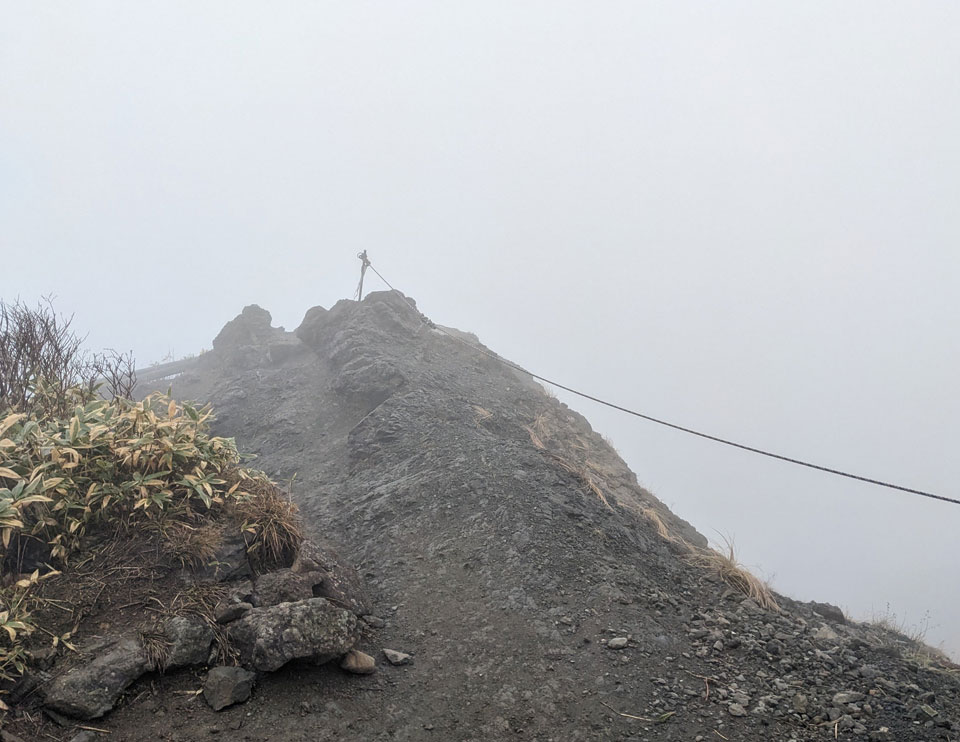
(138, 630, 172, 671)
(232, 475, 303, 571)
(687, 537, 779, 612)
(159, 521, 223, 570)
(638, 506, 690, 550)
(472, 405, 493, 425)
(524, 418, 612, 510)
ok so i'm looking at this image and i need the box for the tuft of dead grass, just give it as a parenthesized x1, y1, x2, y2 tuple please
(231, 474, 303, 572)
(158, 521, 223, 570)
(523, 418, 612, 510)
(687, 537, 779, 612)
(638, 506, 690, 550)
(138, 630, 171, 672)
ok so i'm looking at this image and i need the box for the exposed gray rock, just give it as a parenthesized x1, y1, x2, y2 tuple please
(810, 601, 847, 624)
(606, 637, 628, 649)
(727, 702, 747, 717)
(215, 601, 253, 624)
(383, 648, 412, 665)
(189, 531, 251, 583)
(812, 624, 839, 642)
(340, 649, 376, 674)
(229, 597, 360, 671)
(203, 666, 256, 711)
(251, 568, 324, 607)
(163, 615, 215, 670)
(44, 637, 150, 719)
(833, 690, 865, 705)
(292, 540, 371, 616)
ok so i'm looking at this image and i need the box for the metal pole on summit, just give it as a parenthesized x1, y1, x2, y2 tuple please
(356, 250, 371, 300)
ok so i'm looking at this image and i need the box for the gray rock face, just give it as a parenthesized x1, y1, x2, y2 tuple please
(215, 601, 253, 624)
(251, 568, 324, 607)
(229, 597, 360, 671)
(203, 666, 256, 711)
(292, 540, 371, 616)
(44, 638, 150, 719)
(189, 531, 252, 583)
(163, 615, 215, 670)
(810, 601, 847, 624)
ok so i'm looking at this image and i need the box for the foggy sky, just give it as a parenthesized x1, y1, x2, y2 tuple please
(2, 2, 958, 656)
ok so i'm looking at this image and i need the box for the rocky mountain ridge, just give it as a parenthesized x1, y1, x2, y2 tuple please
(17, 290, 956, 741)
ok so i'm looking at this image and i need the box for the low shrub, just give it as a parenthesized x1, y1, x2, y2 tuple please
(0, 385, 301, 682)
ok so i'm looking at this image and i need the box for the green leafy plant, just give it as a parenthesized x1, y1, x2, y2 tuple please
(0, 385, 301, 682)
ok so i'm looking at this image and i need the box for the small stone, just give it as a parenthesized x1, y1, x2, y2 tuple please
(832, 691, 865, 705)
(606, 637, 628, 650)
(340, 649, 376, 674)
(728, 703, 747, 717)
(812, 625, 839, 642)
(383, 649, 412, 665)
(917, 704, 938, 719)
(792, 693, 808, 713)
(68, 733, 96, 742)
(203, 667, 255, 711)
(362, 615, 386, 629)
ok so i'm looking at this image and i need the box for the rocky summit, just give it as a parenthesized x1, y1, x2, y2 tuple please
(27, 291, 960, 740)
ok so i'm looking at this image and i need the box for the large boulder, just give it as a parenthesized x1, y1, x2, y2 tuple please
(228, 597, 360, 672)
(212, 305, 274, 351)
(44, 638, 151, 719)
(251, 568, 325, 607)
(292, 540, 371, 616)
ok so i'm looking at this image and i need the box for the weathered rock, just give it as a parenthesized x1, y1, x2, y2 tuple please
(189, 531, 251, 583)
(229, 597, 360, 671)
(251, 568, 324, 607)
(163, 615, 215, 670)
(607, 637, 628, 650)
(833, 691, 865, 705)
(792, 693, 808, 713)
(383, 648, 412, 665)
(362, 615, 386, 629)
(44, 638, 150, 719)
(291, 540, 371, 615)
(340, 649, 376, 674)
(213, 305, 274, 350)
(215, 601, 253, 624)
(203, 666, 256, 711)
(67, 732, 96, 742)
(810, 601, 846, 624)
(812, 624, 839, 642)
(727, 702, 747, 717)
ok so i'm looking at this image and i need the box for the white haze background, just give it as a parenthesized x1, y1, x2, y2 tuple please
(2, 3, 958, 656)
